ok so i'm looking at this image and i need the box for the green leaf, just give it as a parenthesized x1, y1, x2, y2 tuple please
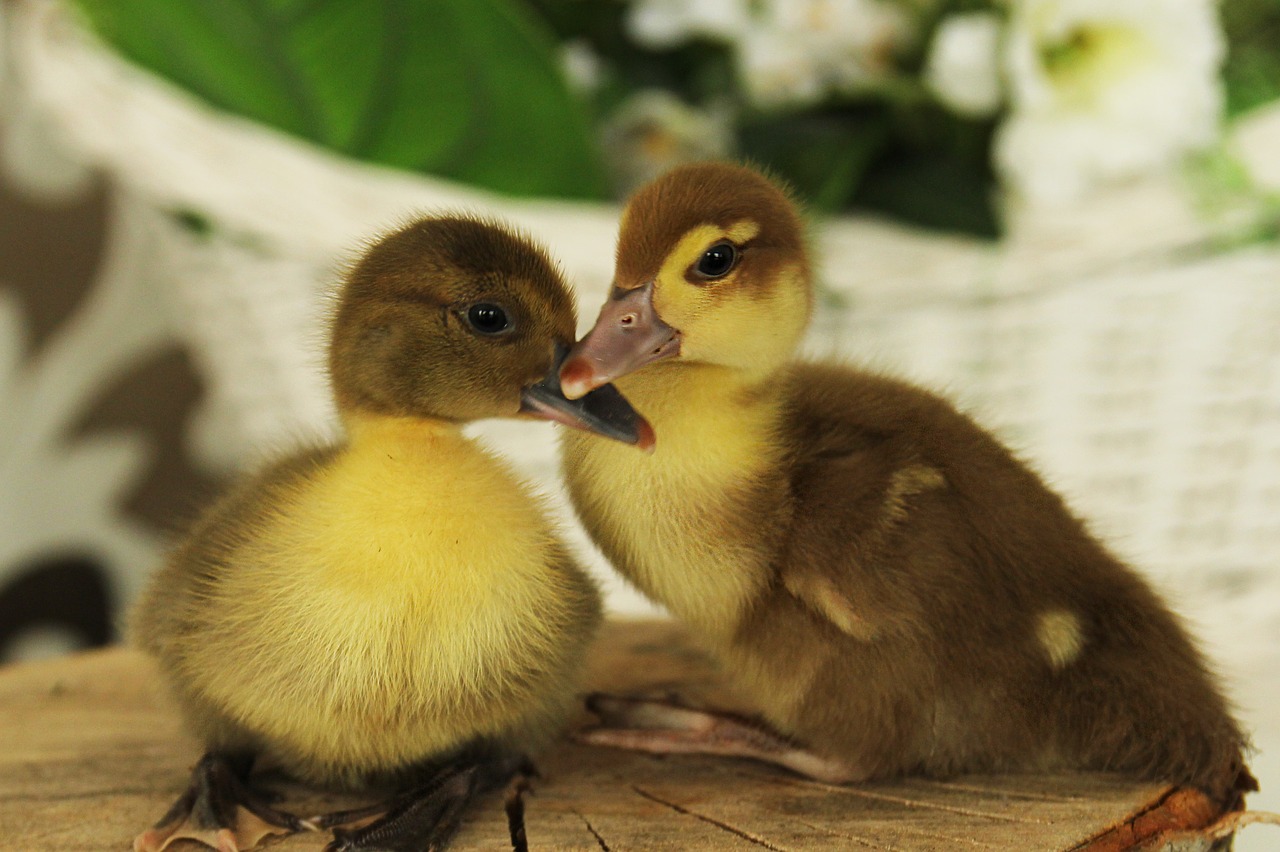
(837, 103, 1002, 238)
(1223, 45, 1280, 117)
(738, 112, 890, 213)
(1220, 0, 1280, 117)
(854, 152, 1002, 238)
(71, 0, 608, 199)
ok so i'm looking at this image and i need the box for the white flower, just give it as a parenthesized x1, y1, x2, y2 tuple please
(627, 0, 751, 49)
(995, 0, 1225, 204)
(736, 24, 827, 108)
(736, 0, 913, 109)
(924, 12, 1004, 118)
(560, 39, 603, 94)
(600, 90, 735, 195)
(1230, 99, 1280, 193)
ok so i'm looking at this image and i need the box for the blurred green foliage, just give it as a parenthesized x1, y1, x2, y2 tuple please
(69, 0, 1276, 240)
(528, 0, 1003, 237)
(1222, 0, 1280, 116)
(72, 0, 609, 199)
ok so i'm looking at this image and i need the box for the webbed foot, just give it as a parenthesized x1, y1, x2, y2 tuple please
(318, 751, 534, 852)
(135, 753, 313, 852)
(576, 692, 862, 783)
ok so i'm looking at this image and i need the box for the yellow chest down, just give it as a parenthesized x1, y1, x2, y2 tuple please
(563, 365, 784, 640)
(184, 422, 593, 784)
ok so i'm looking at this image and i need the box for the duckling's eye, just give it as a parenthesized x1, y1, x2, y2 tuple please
(694, 242, 737, 280)
(465, 303, 512, 336)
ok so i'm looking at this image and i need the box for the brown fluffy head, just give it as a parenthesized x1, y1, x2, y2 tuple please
(329, 216, 576, 422)
(615, 162, 812, 372)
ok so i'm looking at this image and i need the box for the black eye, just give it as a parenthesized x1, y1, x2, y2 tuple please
(465, 303, 511, 335)
(695, 242, 737, 279)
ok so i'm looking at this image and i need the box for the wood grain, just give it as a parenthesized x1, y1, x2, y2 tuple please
(0, 620, 1248, 850)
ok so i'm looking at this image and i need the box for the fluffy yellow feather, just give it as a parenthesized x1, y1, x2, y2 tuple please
(130, 216, 644, 852)
(157, 415, 588, 787)
(564, 363, 780, 639)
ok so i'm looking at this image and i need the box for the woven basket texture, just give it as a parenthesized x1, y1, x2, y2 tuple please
(10, 0, 1279, 630)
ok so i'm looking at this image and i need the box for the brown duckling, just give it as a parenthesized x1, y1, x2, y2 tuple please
(557, 162, 1254, 807)
(131, 215, 650, 852)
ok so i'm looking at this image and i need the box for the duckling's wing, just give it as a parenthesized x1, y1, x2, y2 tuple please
(777, 364, 956, 640)
(128, 446, 336, 657)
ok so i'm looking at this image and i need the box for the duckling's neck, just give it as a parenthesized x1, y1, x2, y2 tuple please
(342, 411, 466, 454)
(310, 411, 560, 595)
(617, 361, 788, 474)
(334, 413, 515, 522)
(564, 360, 791, 638)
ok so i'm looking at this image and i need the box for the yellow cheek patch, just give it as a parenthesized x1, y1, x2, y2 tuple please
(685, 259, 808, 373)
(650, 225, 720, 332)
(651, 221, 763, 327)
(646, 221, 806, 374)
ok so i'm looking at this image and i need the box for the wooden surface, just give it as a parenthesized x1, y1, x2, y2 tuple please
(0, 619, 1257, 850)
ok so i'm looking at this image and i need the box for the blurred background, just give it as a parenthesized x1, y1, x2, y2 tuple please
(1, 0, 1278, 839)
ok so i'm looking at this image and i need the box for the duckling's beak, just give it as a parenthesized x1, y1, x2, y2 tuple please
(521, 345, 656, 450)
(559, 281, 680, 400)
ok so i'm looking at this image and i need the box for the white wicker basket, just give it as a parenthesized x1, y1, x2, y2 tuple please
(10, 0, 1280, 632)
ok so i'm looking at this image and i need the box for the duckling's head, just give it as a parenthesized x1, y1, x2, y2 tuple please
(560, 162, 811, 399)
(331, 215, 651, 445)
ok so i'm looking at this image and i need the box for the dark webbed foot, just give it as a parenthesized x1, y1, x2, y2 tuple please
(320, 751, 534, 852)
(134, 753, 313, 852)
(576, 692, 864, 783)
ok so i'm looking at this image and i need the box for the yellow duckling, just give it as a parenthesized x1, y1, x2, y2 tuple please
(558, 162, 1254, 807)
(131, 215, 650, 852)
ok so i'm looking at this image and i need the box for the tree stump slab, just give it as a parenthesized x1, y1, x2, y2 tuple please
(0, 619, 1261, 850)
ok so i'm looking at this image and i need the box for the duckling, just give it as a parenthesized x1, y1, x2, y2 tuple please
(131, 215, 651, 852)
(557, 162, 1255, 808)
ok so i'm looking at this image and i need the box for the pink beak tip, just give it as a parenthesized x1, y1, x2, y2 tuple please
(635, 418, 657, 453)
(559, 357, 596, 400)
